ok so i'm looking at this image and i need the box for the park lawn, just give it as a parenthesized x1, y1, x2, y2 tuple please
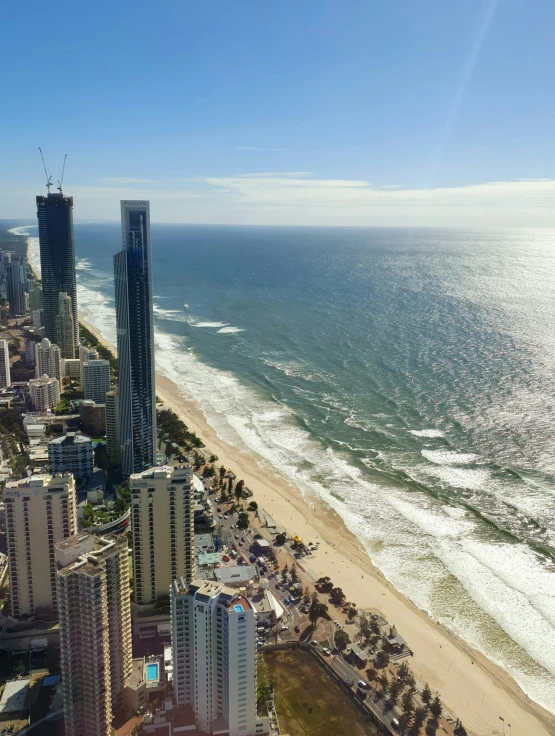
(260, 649, 377, 736)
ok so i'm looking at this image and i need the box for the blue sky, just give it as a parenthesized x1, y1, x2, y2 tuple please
(1, 0, 554, 225)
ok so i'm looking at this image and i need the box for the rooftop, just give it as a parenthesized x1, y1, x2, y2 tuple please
(130, 464, 191, 482)
(214, 565, 257, 585)
(49, 431, 92, 446)
(0, 678, 30, 714)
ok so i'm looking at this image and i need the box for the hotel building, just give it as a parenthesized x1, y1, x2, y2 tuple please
(171, 579, 269, 736)
(130, 465, 194, 605)
(4, 474, 77, 619)
(56, 533, 132, 736)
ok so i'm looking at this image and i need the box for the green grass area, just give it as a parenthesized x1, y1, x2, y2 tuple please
(260, 649, 377, 736)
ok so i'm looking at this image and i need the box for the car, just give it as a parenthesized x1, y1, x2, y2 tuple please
(280, 625, 289, 632)
(216, 506, 221, 511)
(310, 640, 318, 647)
(234, 535, 239, 540)
(344, 678, 354, 688)
(355, 688, 367, 700)
(391, 718, 400, 731)
(241, 537, 246, 542)
(334, 621, 342, 628)
(322, 647, 331, 655)
(357, 680, 369, 690)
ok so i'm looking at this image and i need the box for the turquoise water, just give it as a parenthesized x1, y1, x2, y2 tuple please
(20, 223, 555, 713)
(146, 663, 159, 682)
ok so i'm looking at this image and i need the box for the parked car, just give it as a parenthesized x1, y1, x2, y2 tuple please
(280, 625, 289, 632)
(310, 640, 318, 647)
(357, 680, 369, 690)
(391, 718, 400, 731)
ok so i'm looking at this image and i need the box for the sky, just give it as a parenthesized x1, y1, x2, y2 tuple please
(1, 0, 555, 226)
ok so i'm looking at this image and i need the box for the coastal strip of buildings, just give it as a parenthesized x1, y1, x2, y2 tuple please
(0, 191, 271, 736)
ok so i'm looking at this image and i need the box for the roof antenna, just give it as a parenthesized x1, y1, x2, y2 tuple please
(57, 154, 67, 194)
(38, 147, 53, 193)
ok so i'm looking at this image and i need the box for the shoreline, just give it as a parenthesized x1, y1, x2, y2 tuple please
(79, 311, 555, 736)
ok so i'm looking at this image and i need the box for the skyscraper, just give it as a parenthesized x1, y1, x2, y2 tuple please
(171, 579, 270, 736)
(130, 465, 194, 605)
(6, 259, 26, 317)
(36, 192, 79, 358)
(105, 388, 120, 463)
(56, 533, 132, 736)
(0, 339, 11, 389)
(114, 201, 156, 475)
(4, 474, 77, 619)
(55, 291, 75, 360)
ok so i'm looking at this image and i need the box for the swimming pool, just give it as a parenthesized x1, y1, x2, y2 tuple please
(146, 663, 159, 682)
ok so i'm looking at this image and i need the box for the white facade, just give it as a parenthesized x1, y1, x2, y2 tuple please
(61, 358, 81, 378)
(83, 358, 110, 404)
(35, 338, 61, 381)
(55, 291, 75, 359)
(79, 344, 98, 388)
(29, 375, 60, 412)
(56, 533, 132, 736)
(0, 340, 10, 390)
(48, 432, 94, 477)
(171, 579, 269, 736)
(131, 465, 194, 605)
(4, 474, 77, 619)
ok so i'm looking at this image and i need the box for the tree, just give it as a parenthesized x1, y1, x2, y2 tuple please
(388, 679, 402, 705)
(317, 576, 333, 593)
(209, 454, 218, 462)
(366, 666, 377, 682)
(377, 674, 389, 695)
(454, 722, 468, 736)
(410, 708, 427, 735)
(219, 465, 226, 482)
(347, 604, 357, 619)
(309, 592, 325, 628)
(334, 629, 350, 650)
(429, 696, 443, 721)
(302, 587, 311, 607)
(203, 464, 216, 478)
(248, 500, 258, 511)
(330, 587, 346, 605)
(275, 533, 286, 545)
(375, 648, 390, 668)
(237, 512, 249, 529)
(421, 683, 433, 708)
(402, 690, 414, 713)
(227, 477, 233, 493)
(290, 564, 299, 583)
(398, 712, 413, 735)
(234, 479, 244, 504)
(281, 564, 289, 583)
(397, 662, 410, 682)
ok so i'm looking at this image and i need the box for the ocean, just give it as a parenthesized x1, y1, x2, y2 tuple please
(20, 223, 555, 712)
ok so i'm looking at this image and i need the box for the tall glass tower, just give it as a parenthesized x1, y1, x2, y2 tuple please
(36, 193, 79, 358)
(114, 201, 156, 475)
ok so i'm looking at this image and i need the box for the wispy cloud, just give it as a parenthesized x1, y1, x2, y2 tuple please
(5, 175, 555, 227)
(102, 177, 156, 184)
(235, 146, 286, 152)
(237, 172, 312, 179)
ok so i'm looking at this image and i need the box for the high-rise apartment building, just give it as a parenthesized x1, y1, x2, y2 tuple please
(171, 579, 269, 736)
(36, 192, 78, 357)
(55, 291, 75, 360)
(0, 339, 11, 389)
(6, 259, 26, 317)
(106, 388, 120, 462)
(29, 284, 42, 312)
(83, 358, 110, 404)
(29, 374, 60, 412)
(48, 431, 94, 477)
(4, 473, 77, 619)
(80, 400, 107, 436)
(114, 201, 156, 475)
(130, 465, 194, 606)
(35, 337, 61, 381)
(79, 344, 98, 388)
(56, 533, 132, 736)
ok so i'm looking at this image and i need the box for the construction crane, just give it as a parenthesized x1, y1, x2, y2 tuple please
(57, 154, 67, 194)
(38, 147, 53, 193)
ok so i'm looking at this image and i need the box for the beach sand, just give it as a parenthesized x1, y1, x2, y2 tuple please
(82, 316, 555, 736)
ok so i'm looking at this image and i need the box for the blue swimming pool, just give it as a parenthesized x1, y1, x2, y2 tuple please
(146, 663, 159, 682)
(234, 604, 243, 612)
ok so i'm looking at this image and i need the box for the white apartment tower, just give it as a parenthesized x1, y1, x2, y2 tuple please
(0, 339, 10, 389)
(171, 579, 269, 736)
(29, 374, 60, 412)
(79, 344, 98, 388)
(82, 358, 111, 404)
(35, 338, 61, 381)
(56, 533, 132, 736)
(106, 387, 120, 462)
(4, 474, 77, 619)
(48, 432, 94, 477)
(130, 465, 194, 605)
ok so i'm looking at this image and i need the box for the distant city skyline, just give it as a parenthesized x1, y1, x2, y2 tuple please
(1, 1, 555, 226)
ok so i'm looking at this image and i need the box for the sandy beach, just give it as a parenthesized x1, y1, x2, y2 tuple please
(81, 316, 555, 736)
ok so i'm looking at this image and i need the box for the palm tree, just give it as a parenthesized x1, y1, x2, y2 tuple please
(421, 683, 432, 708)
